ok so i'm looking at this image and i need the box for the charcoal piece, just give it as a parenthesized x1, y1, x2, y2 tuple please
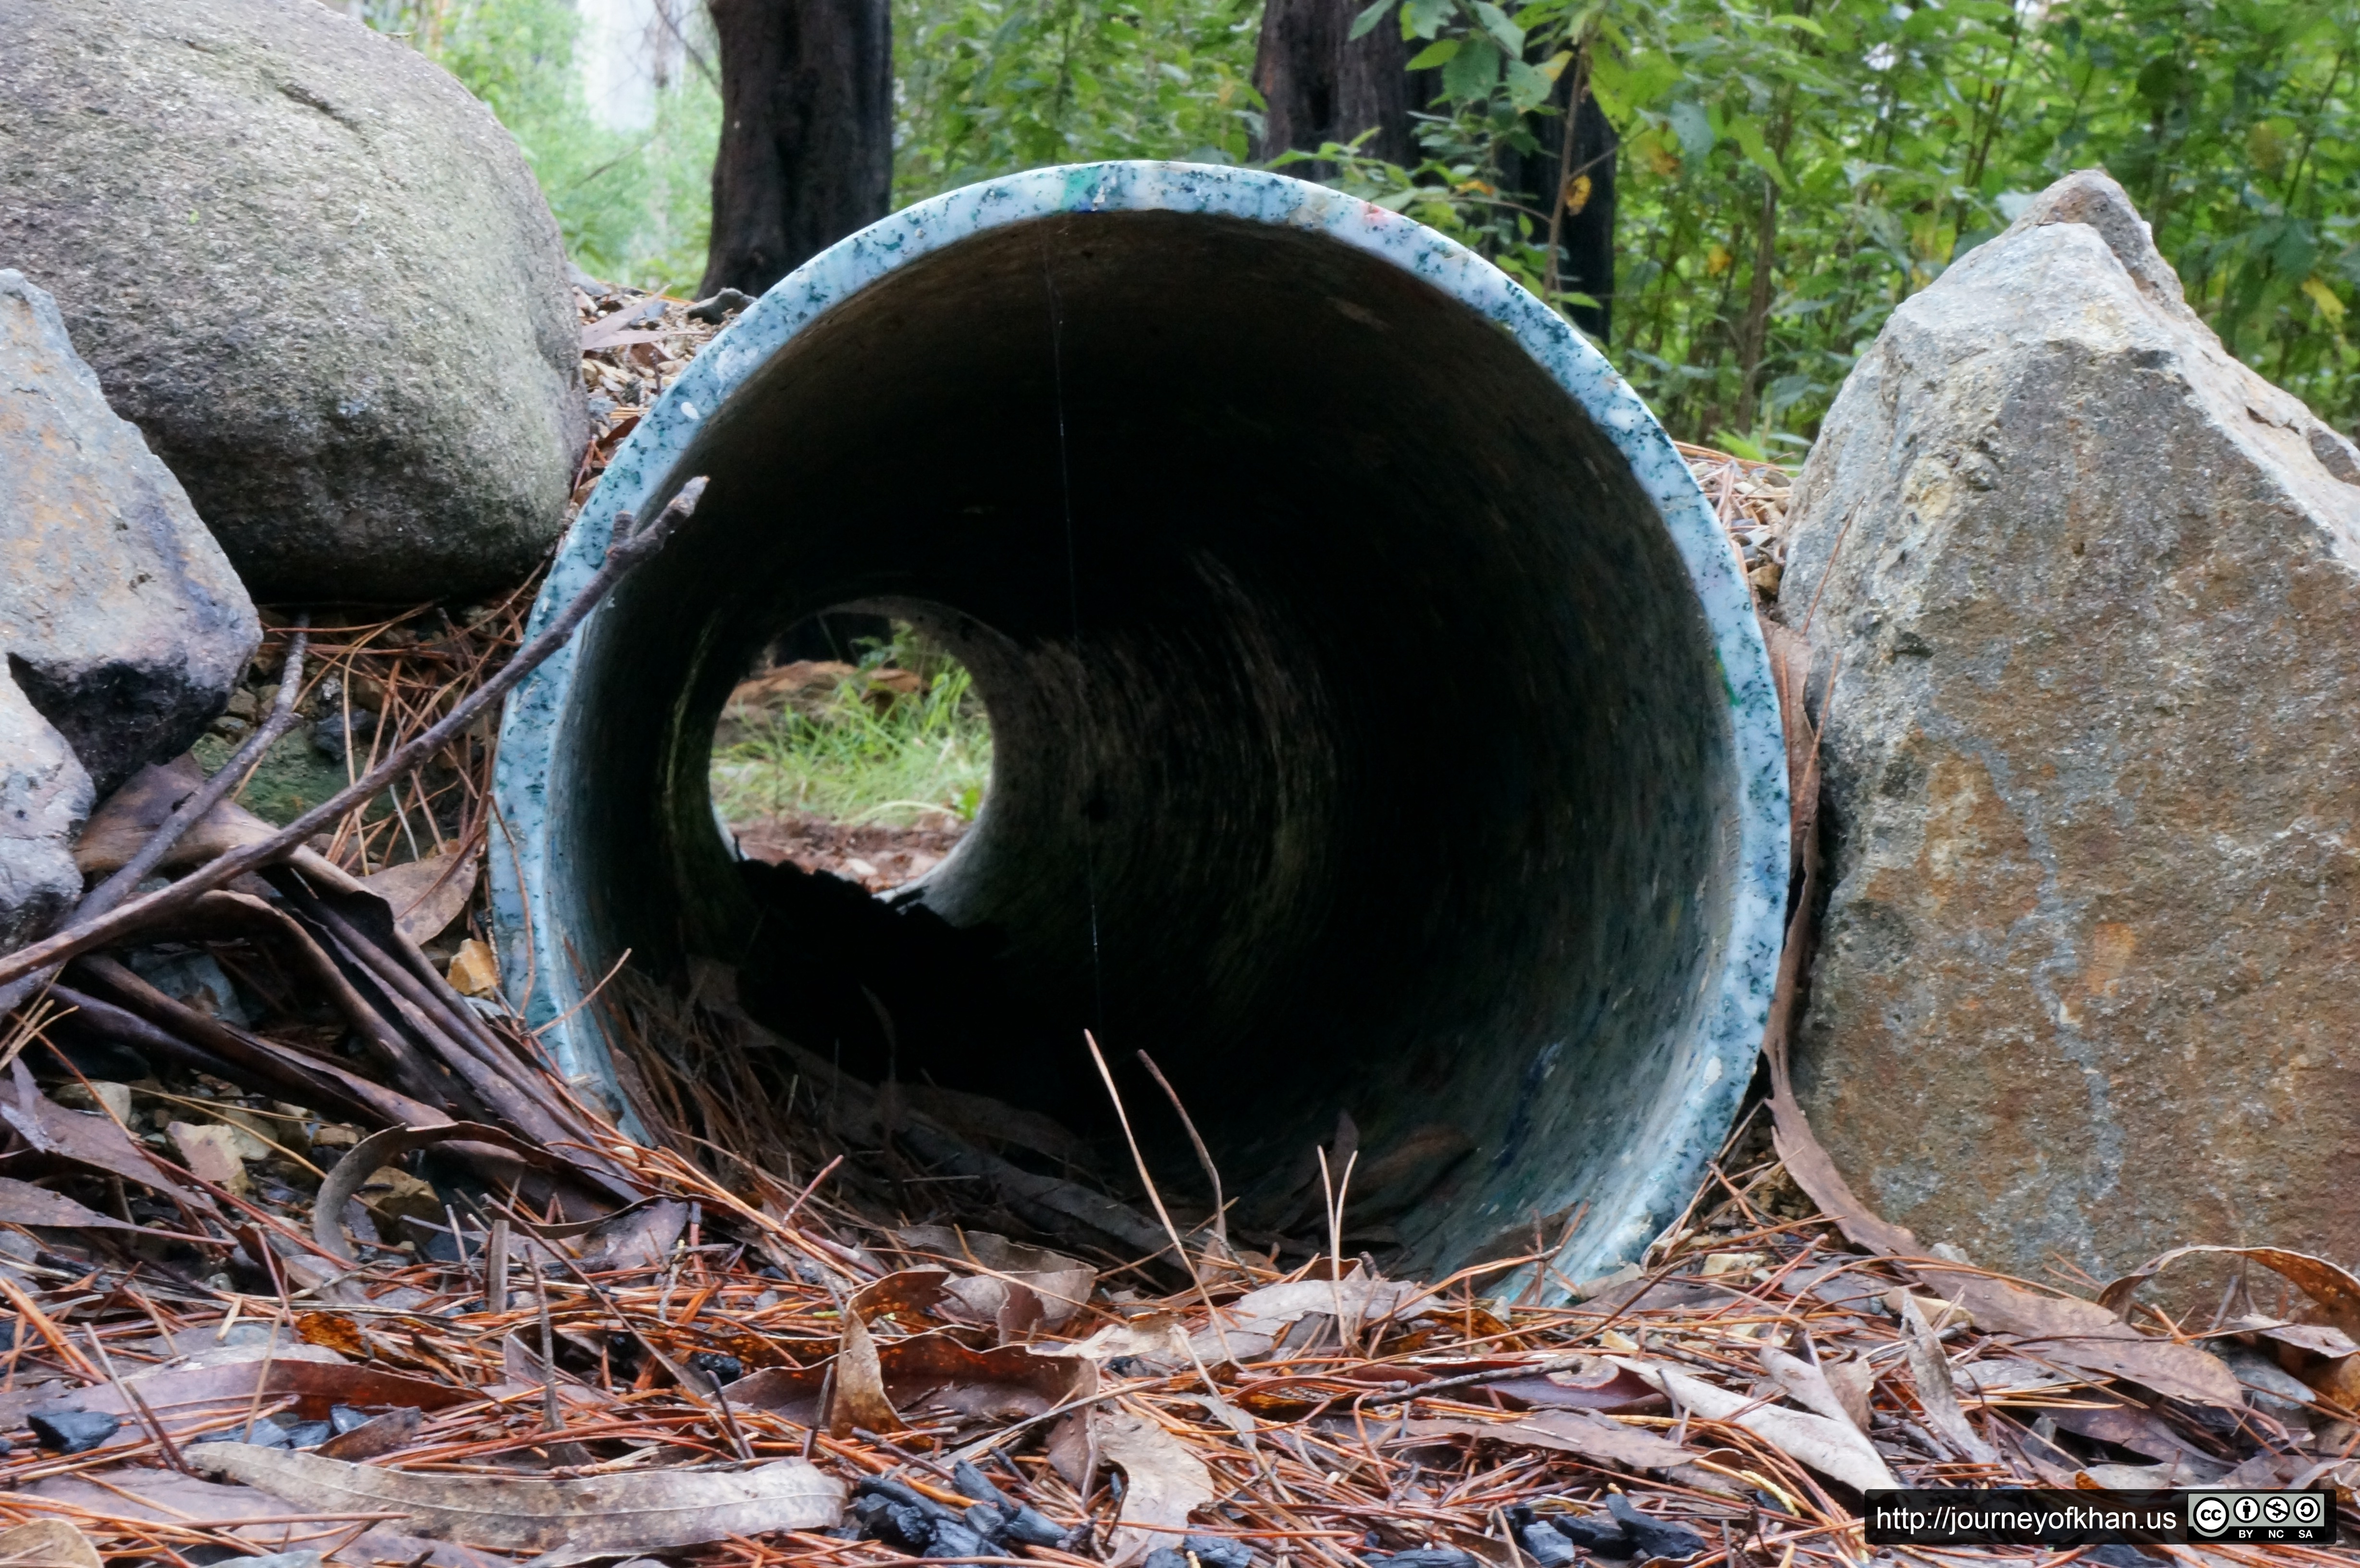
(1606, 1496, 1706, 1561)
(1548, 1512, 1633, 1555)
(2088, 1550, 2163, 1567)
(953, 1458, 1012, 1506)
(852, 1493, 933, 1551)
(965, 1502, 1010, 1541)
(1517, 1523, 1578, 1567)
(1144, 1551, 1192, 1568)
(281, 1420, 333, 1448)
(924, 1519, 990, 1558)
(1185, 1534, 1255, 1568)
(688, 1349, 744, 1385)
(855, 1475, 962, 1522)
(28, 1409, 119, 1454)
(328, 1404, 374, 1434)
(1364, 1551, 1479, 1568)
(1000, 1504, 1069, 1547)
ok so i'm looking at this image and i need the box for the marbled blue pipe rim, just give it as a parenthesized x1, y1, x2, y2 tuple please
(489, 160, 1790, 1296)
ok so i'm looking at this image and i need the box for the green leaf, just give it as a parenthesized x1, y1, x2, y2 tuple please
(1348, 0, 1393, 42)
(1441, 35, 1503, 99)
(1766, 12, 1826, 35)
(1406, 37, 1462, 68)
(1668, 100, 1714, 156)
(1401, 0, 1453, 41)
(1730, 114, 1788, 187)
(1472, 0, 1525, 54)
(1505, 56, 1555, 110)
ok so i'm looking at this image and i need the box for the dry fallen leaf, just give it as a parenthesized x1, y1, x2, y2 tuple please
(828, 1305, 902, 1437)
(2099, 1245, 2360, 1342)
(359, 847, 480, 944)
(0, 1519, 102, 1568)
(185, 1444, 843, 1552)
(1617, 1357, 1900, 1494)
(0, 1064, 212, 1211)
(1093, 1404, 1214, 1568)
(1919, 1269, 2242, 1408)
(1191, 1276, 1423, 1363)
(0, 1175, 152, 1233)
(1896, 1296, 1999, 1464)
(1399, 1409, 1730, 1492)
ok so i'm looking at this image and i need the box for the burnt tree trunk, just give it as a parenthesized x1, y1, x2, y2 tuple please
(700, 0, 892, 299)
(1503, 84, 1619, 341)
(1254, 0, 1421, 170)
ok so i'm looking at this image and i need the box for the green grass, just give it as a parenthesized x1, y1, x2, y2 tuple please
(710, 639, 994, 830)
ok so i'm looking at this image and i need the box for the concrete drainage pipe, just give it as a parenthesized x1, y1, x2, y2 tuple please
(492, 163, 1787, 1291)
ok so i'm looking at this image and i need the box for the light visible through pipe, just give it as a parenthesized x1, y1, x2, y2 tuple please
(491, 163, 1787, 1292)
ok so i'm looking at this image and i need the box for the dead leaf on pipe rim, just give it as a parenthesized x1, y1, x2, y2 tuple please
(185, 1442, 842, 1553)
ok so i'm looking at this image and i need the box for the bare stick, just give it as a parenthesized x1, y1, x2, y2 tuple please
(0, 478, 709, 990)
(0, 618, 311, 1014)
(1136, 1050, 1230, 1264)
(485, 1215, 511, 1315)
(1082, 1030, 1235, 1365)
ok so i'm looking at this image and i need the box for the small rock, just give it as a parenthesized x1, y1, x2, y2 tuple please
(447, 938, 502, 998)
(166, 1123, 251, 1194)
(28, 1409, 121, 1454)
(1515, 1523, 1577, 1567)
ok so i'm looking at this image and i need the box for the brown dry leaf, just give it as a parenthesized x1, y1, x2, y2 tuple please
(2099, 1246, 2360, 1342)
(1192, 1276, 1423, 1363)
(1045, 1312, 1190, 1366)
(1618, 1357, 1900, 1494)
(315, 1402, 424, 1461)
(0, 1064, 212, 1211)
(572, 1197, 690, 1273)
(0, 1519, 101, 1568)
(1399, 1410, 1719, 1486)
(827, 1306, 901, 1437)
(1895, 1297, 1999, 1464)
(311, 1122, 567, 1262)
(1093, 1404, 1214, 1568)
(1758, 1347, 1868, 1434)
(185, 1444, 843, 1552)
(72, 756, 275, 876)
(898, 1225, 1097, 1329)
(847, 1267, 954, 1326)
(1919, 1269, 2242, 1408)
(0, 1175, 151, 1232)
(358, 848, 480, 944)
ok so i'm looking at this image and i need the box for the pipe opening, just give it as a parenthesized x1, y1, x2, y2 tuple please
(498, 167, 1783, 1286)
(711, 615, 991, 890)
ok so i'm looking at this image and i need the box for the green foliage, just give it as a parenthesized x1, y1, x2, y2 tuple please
(1324, 0, 2359, 444)
(711, 636, 995, 830)
(363, 0, 719, 293)
(893, 0, 1263, 203)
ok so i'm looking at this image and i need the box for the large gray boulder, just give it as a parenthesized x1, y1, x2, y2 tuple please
(0, 0, 588, 602)
(0, 270, 257, 942)
(1782, 170, 2360, 1284)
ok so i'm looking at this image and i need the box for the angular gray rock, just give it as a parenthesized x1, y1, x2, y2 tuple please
(0, 679, 90, 953)
(1781, 170, 2360, 1283)
(0, 0, 588, 602)
(0, 270, 258, 943)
